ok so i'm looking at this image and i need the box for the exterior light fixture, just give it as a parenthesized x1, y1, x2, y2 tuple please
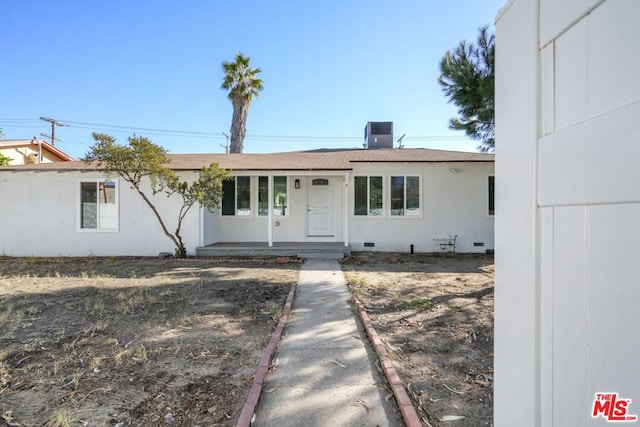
(295, 179, 300, 189)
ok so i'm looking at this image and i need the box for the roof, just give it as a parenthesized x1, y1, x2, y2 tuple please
(0, 138, 75, 162)
(0, 148, 493, 172)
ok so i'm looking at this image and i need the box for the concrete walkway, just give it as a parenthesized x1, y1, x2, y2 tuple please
(253, 259, 402, 426)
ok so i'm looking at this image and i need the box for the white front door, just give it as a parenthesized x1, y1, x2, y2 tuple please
(307, 177, 334, 236)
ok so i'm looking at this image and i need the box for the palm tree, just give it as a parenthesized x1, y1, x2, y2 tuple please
(221, 53, 264, 153)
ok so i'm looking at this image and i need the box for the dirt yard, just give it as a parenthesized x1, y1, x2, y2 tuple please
(342, 252, 494, 427)
(0, 257, 299, 427)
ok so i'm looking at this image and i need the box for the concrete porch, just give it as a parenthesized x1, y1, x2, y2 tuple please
(196, 242, 351, 258)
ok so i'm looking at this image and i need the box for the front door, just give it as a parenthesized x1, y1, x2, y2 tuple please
(307, 177, 334, 236)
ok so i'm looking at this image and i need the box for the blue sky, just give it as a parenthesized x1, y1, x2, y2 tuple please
(1, 1, 504, 159)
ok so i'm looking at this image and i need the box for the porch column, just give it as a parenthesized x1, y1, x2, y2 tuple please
(267, 174, 273, 247)
(199, 205, 204, 247)
(343, 172, 350, 247)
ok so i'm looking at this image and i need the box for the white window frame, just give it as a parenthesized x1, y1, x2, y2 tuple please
(258, 176, 290, 217)
(389, 174, 422, 218)
(352, 175, 385, 217)
(77, 179, 119, 232)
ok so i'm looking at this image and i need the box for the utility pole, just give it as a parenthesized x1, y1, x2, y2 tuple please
(39, 116, 67, 146)
(221, 132, 230, 154)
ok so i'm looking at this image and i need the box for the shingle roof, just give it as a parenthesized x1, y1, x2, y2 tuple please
(0, 148, 493, 172)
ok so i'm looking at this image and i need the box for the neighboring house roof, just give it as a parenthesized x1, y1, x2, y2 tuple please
(0, 148, 493, 172)
(0, 138, 75, 163)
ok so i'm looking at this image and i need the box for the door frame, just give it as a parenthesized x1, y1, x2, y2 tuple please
(306, 176, 335, 236)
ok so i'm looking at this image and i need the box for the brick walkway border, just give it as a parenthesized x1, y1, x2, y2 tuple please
(352, 296, 422, 427)
(235, 278, 422, 427)
(236, 282, 297, 427)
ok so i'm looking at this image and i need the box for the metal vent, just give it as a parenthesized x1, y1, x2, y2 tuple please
(474, 242, 485, 247)
(363, 242, 375, 247)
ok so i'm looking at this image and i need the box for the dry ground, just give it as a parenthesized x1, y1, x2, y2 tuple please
(342, 252, 494, 427)
(0, 257, 299, 427)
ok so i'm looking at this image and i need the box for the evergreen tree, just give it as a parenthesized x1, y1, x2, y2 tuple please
(439, 26, 495, 152)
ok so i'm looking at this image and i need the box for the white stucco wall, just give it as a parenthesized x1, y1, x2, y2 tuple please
(348, 162, 494, 253)
(0, 170, 201, 256)
(496, 0, 640, 425)
(202, 173, 345, 244)
(202, 163, 494, 253)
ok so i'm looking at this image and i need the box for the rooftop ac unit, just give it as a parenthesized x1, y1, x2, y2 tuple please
(364, 122, 393, 149)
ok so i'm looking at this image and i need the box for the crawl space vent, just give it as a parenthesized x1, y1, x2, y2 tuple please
(474, 242, 485, 247)
(363, 242, 375, 248)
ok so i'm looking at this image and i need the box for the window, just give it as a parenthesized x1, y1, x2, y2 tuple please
(222, 176, 251, 216)
(258, 176, 288, 216)
(80, 180, 118, 230)
(273, 176, 287, 216)
(258, 177, 268, 216)
(390, 176, 420, 216)
(354, 176, 383, 216)
(488, 176, 495, 216)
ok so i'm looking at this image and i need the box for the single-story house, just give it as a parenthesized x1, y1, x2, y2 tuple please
(0, 138, 75, 164)
(0, 147, 494, 257)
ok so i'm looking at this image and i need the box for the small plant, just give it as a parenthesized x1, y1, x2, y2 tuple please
(26, 305, 41, 316)
(114, 349, 132, 365)
(268, 306, 283, 321)
(90, 356, 103, 370)
(0, 352, 12, 388)
(145, 291, 159, 305)
(93, 320, 109, 332)
(90, 300, 105, 313)
(0, 303, 13, 325)
(10, 311, 24, 325)
(345, 275, 369, 288)
(104, 337, 119, 346)
(0, 153, 13, 166)
(46, 407, 74, 427)
(177, 316, 193, 328)
(408, 298, 434, 310)
(133, 344, 148, 363)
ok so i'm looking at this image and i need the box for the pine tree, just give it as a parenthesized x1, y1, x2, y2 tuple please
(439, 26, 495, 152)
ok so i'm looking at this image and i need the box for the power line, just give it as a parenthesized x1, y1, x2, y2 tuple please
(0, 124, 48, 129)
(1, 117, 472, 143)
(0, 118, 43, 123)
